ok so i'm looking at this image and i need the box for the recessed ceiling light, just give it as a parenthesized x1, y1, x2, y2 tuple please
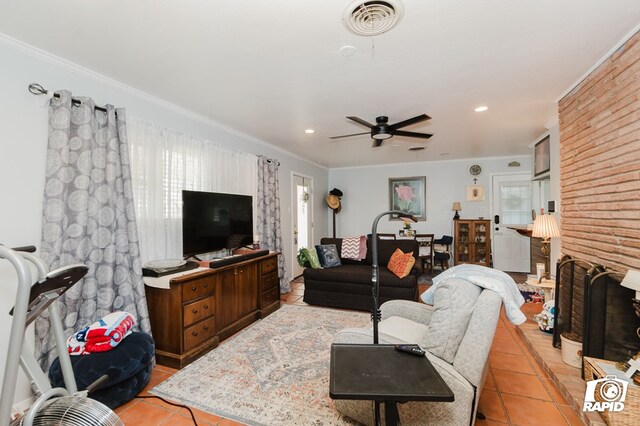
(305, 129, 315, 134)
(474, 106, 489, 112)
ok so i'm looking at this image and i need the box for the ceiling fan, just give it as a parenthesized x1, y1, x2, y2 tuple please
(330, 114, 433, 147)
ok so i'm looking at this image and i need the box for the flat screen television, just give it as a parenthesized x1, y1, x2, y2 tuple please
(182, 190, 254, 257)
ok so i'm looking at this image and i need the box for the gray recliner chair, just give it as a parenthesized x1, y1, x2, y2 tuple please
(333, 277, 503, 426)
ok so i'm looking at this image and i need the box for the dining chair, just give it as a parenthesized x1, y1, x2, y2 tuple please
(415, 233, 434, 273)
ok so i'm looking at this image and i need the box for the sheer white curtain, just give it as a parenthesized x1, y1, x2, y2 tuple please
(128, 118, 258, 263)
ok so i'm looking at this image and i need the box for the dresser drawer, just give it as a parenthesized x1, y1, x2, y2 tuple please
(262, 271, 279, 291)
(183, 295, 215, 327)
(261, 257, 277, 275)
(262, 286, 279, 307)
(183, 317, 216, 351)
(181, 276, 214, 302)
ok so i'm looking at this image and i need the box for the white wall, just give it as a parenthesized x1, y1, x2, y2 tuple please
(548, 124, 562, 276)
(0, 35, 328, 406)
(328, 155, 531, 238)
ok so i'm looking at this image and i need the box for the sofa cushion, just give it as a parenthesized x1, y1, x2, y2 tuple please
(387, 248, 415, 278)
(320, 237, 419, 266)
(366, 238, 420, 265)
(379, 315, 429, 344)
(303, 264, 417, 288)
(316, 244, 341, 268)
(420, 277, 481, 363)
(320, 238, 363, 265)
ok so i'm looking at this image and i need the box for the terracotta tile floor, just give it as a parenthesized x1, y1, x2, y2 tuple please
(118, 280, 585, 425)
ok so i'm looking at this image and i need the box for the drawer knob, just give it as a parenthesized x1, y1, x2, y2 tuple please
(192, 309, 198, 314)
(204, 305, 209, 309)
(204, 283, 208, 288)
(203, 326, 209, 331)
(191, 286, 196, 291)
(192, 332, 198, 336)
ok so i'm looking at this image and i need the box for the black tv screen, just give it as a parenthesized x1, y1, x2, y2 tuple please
(182, 190, 254, 257)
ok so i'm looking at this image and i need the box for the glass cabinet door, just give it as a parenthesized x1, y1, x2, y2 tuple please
(456, 222, 470, 263)
(473, 222, 488, 264)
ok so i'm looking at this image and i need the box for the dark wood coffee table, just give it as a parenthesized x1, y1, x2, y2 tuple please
(330, 343, 454, 426)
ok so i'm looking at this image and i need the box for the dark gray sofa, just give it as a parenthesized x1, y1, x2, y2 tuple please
(303, 237, 420, 311)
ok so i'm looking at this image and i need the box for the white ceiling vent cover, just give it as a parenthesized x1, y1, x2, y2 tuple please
(343, 0, 405, 36)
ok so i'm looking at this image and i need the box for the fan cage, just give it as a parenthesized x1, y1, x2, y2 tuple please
(343, 0, 405, 36)
(11, 396, 123, 426)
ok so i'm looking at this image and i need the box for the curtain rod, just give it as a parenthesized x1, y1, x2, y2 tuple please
(28, 83, 108, 113)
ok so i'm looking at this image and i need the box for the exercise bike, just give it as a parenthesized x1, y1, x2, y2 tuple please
(0, 245, 122, 426)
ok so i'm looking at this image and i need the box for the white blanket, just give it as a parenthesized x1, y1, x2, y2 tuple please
(421, 264, 526, 324)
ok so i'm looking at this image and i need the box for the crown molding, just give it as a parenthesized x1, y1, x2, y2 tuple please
(330, 154, 531, 171)
(0, 32, 327, 171)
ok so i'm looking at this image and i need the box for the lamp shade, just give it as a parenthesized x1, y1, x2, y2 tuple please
(451, 202, 462, 211)
(621, 270, 640, 291)
(532, 214, 560, 239)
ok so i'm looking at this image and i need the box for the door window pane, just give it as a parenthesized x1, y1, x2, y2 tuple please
(500, 184, 531, 225)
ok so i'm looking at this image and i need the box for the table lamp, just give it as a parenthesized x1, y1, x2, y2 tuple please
(532, 212, 560, 280)
(451, 202, 461, 220)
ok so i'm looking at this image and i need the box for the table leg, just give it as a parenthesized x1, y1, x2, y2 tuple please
(384, 402, 400, 426)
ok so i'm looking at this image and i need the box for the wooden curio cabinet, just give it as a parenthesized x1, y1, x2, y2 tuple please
(454, 219, 491, 267)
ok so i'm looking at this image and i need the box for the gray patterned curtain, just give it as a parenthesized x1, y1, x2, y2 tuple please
(37, 91, 151, 368)
(256, 156, 289, 293)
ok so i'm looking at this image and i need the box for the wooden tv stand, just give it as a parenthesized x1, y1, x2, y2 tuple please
(144, 252, 280, 369)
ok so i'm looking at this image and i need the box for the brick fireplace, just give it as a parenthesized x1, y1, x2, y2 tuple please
(557, 30, 640, 363)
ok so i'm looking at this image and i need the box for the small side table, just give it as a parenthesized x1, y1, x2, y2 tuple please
(330, 343, 454, 426)
(525, 277, 556, 304)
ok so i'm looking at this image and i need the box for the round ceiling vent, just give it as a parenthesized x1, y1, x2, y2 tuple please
(342, 0, 405, 37)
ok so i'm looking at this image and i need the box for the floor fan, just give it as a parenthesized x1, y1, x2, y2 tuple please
(0, 245, 122, 426)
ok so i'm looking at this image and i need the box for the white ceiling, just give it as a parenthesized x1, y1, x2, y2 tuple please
(2, 1, 639, 168)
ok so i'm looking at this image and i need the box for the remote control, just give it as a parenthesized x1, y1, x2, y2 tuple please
(395, 344, 426, 357)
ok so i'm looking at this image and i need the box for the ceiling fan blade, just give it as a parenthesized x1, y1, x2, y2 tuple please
(329, 132, 371, 140)
(391, 130, 433, 139)
(389, 114, 431, 130)
(371, 139, 384, 148)
(347, 116, 375, 128)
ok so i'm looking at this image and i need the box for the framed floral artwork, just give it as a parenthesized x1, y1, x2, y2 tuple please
(388, 176, 426, 220)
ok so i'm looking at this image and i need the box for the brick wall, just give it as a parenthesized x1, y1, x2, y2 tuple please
(559, 31, 640, 271)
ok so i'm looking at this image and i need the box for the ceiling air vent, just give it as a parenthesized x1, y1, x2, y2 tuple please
(408, 146, 425, 152)
(343, 0, 405, 36)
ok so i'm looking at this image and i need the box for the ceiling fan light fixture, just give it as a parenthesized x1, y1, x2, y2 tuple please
(372, 132, 393, 140)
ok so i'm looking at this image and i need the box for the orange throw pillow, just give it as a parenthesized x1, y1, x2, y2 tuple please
(387, 248, 416, 279)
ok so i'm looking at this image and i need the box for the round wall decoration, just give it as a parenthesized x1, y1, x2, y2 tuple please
(468, 164, 483, 177)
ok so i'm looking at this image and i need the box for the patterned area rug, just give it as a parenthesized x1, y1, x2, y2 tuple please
(151, 305, 370, 425)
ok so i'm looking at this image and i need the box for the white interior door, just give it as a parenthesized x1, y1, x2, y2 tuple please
(491, 173, 532, 272)
(292, 174, 313, 277)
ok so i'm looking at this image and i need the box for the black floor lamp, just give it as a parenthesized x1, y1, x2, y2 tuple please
(370, 211, 417, 344)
